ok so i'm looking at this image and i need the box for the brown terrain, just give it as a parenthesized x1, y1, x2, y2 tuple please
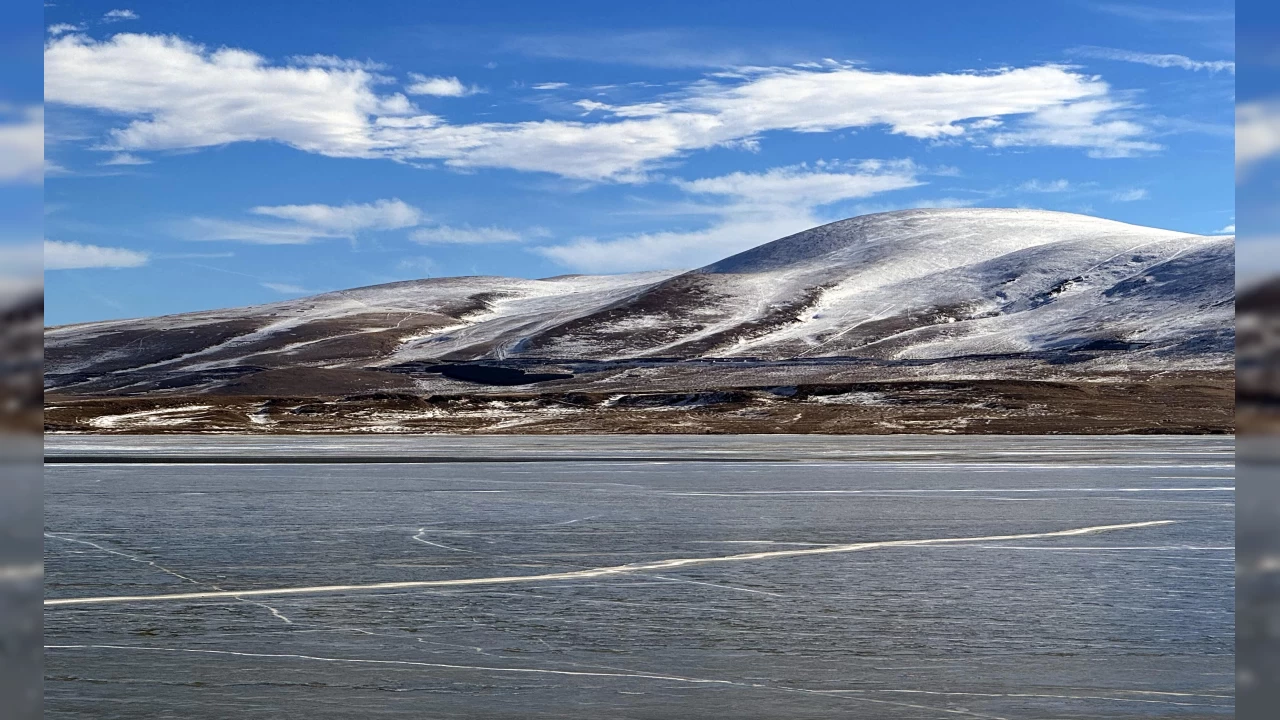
(46, 368, 1233, 435)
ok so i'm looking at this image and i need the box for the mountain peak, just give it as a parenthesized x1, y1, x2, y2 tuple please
(699, 208, 1192, 275)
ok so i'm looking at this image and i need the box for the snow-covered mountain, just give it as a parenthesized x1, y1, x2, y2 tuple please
(46, 208, 1234, 395)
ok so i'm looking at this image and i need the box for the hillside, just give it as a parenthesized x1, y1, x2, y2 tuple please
(45, 209, 1235, 434)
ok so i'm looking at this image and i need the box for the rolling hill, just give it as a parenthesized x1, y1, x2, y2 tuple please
(45, 208, 1235, 434)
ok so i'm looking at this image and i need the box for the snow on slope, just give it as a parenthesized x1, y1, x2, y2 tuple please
(721, 217, 1232, 360)
(45, 272, 675, 378)
(45, 209, 1234, 390)
(514, 209, 1232, 362)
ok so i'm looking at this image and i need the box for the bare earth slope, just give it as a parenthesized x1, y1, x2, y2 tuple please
(45, 209, 1235, 434)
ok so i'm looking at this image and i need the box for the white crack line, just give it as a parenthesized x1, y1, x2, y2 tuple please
(45, 533, 293, 623)
(44, 644, 1014, 719)
(46, 521, 1173, 607)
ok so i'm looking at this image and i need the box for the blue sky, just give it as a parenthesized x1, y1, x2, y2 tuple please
(1238, 0, 1280, 287)
(0, 0, 42, 298)
(43, 1, 1235, 325)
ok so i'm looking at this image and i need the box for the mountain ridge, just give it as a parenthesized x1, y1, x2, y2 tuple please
(44, 208, 1235, 434)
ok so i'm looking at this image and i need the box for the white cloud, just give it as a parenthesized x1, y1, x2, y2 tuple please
(1018, 178, 1072, 192)
(102, 9, 139, 21)
(679, 64, 1093, 140)
(46, 34, 1158, 181)
(1237, 102, 1280, 175)
(405, 74, 482, 97)
(176, 217, 343, 245)
(47, 23, 84, 36)
(990, 99, 1160, 158)
(45, 34, 414, 158)
(0, 106, 44, 183)
(531, 82, 569, 90)
(288, 54, 388, 71)
(536, 160, 923, 272)
(573, 99, 612, 115)
(101, 152, 150, 166)
(1016, 178, 1151, 203)
(250, 198, 424, 234)
(1071, 46, 1234, 73)
(410, 224, 528, 244)
(1110, 187, 1148, 202)
(179, 199, 425, 245)
(673, 159, 923, 209)
(45, 240, 149, 269)
(409, 64, 1149, 179)
(1218, 224, 1235, 234)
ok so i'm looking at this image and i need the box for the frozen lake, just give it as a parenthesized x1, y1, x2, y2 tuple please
(45, 436, 1234, 718)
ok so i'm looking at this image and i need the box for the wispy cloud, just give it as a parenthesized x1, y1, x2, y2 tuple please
(102, 9, 139, 22)
(405, 74, 483, 97)
(47, 23, 84, 36)
(180, 199, 425, 244)
(177, 218, 345, 245)
(177, 197, 427, 244)
(45, 240, 149, 269)
(1090, 3, 1232, 23)
(250, 199, 424, 234)
(672, 159, 924, 208)
(1109, 187, 1149, 202)
(531, 82, 569, 90)
(1070, 46, 1234, 73)
(536, 159, 924, 272)
(288, 54, 388, 71)
(101, 152, 151, 166)
(1018, 178, 1073, 193)
(46, 34, 1160, 182)
(409, 224, 533, 244)
(989, 99, 1160, 158)
(1149, 115, 1235, 138)
(1011, 178, 1146, 203)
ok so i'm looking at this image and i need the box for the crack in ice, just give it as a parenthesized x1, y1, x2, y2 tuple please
(45, 533, 292, 623)
(46, 521, 1173, 607)
(411, 528, 474, 553)
(44, 644, 1016, 719)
